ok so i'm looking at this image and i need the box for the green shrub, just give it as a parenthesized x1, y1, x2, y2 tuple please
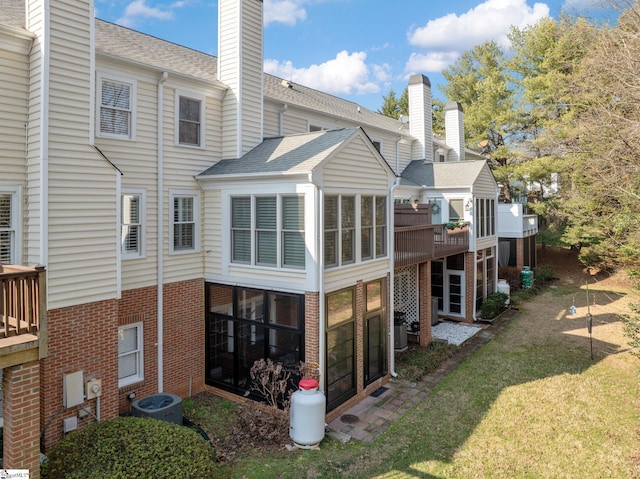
(41, 416, 219, 479)
(535, 263, 557, 283)
(396, 341, 459, 381)
(480, 292, 509, 319)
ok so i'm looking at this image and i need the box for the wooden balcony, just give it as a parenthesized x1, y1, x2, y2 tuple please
(394, 225, 469, 268)
(0, 265, 47, 368)
(394, 204, 469, 268)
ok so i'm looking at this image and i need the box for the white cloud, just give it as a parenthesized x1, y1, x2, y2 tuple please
(264, 50, 382, 95)
(405, 51, 461, 74)
(117, 0, 176, 27)
(264, 0, 308, 26)
(406, 0, 550, 73)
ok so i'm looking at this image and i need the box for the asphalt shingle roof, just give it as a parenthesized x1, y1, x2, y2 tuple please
(198, 128, 358, 177)
(400, 160, 488, 188)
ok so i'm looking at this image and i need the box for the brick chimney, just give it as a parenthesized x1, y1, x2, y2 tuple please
(444, 101, 465, 162)
(218, 0, 264, 158)
(408, 74, 433, 162)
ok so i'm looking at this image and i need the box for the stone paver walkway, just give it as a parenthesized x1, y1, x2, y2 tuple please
(327, 310, 519, 444)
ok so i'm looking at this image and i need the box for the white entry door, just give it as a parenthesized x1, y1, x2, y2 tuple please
(446, 271, 465, 317)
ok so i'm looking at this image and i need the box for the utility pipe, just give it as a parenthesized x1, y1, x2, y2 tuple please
(157, 71, 168, 392)
(388, 176, 401, 377)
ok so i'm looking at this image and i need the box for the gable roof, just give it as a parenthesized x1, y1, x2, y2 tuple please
(198, 128, 389, 180)
(400, 160, 491, 189)
(2, 1, 486, 160)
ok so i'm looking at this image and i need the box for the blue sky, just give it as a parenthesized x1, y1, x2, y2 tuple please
(95, 0, 613, 111)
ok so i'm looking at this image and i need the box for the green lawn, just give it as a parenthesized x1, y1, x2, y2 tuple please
(225, 279, 640, 478)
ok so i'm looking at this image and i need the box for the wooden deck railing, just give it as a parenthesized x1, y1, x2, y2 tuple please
(394, 225, 469, 268)
(0, 265, 46, 348)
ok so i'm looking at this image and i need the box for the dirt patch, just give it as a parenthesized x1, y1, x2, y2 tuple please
(187, 394, 294, 464)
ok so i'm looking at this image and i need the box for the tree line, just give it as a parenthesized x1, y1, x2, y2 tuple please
(379, 0, 640, 276)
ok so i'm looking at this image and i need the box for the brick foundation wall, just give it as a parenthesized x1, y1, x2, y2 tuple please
(465, 251, 475, 322)
(418, 262, 433, 346)
(355, 280, 364, 392)
(162, 279, 205, 398)
(117, 286, 158, 415)
(304, 292, 319, 365)
(516, 237, 525, 270)
(41, 279, 206, 450)
(4, 361, 41, 477)
(40, 299, 119, 451)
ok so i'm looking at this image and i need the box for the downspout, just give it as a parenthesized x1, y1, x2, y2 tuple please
(388, 176, 401, 377)
(395, 136, 401, 174)
(157, 71, 168, 392)
(313, 176, 326, 392)
(278, 104, 288, 136)
(39, 1, 51, 267)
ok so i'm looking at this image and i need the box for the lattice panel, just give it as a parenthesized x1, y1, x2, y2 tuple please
(394, 266, 419, 329)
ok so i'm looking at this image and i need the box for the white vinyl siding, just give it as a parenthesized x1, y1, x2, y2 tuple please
(121, 190, 145, 259)
(43, 2, 120, 308)
(118, 322, 144, 387)
(97, 73, 136, 139)
(231, 195, 305, 270)
(323, 139, 389, 190)
(170, 190, 200, 254)
(0, 187, 21, 264)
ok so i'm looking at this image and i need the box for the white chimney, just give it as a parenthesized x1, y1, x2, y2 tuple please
(408, 74, 433, 162)
(444, 101, 465, 162)
(218, 0, 264, 158)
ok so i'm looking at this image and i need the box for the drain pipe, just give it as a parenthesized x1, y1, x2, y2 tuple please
(388, 176, 401, 377)
(157, 71, 168, 392)
(314, 178, 326, 391)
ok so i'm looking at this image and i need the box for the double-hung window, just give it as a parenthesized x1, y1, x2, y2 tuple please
(177, 94, 203, 147)
(361, 196, 387, 261)
(449, 198, 464, 221)
(230, 195, 305, 269)
(118, 323, 143, 387)
(170, 191, 200, 253)
(98, 74, 135, 139)
(325, 194, 386, 268)
(0, 187, 20, 264)
(121, 190, 145, 259)
(475, 198, 495, 238)
(341, 196, 355, 264)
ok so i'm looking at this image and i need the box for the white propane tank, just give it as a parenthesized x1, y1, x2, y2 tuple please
(497, 279, 510, 304)
(289, 378, 326, 448)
